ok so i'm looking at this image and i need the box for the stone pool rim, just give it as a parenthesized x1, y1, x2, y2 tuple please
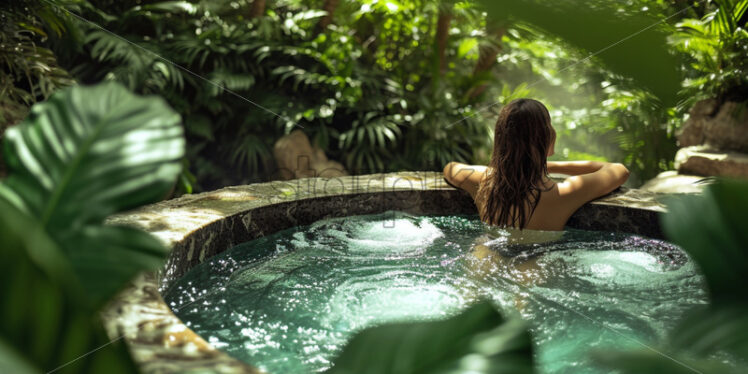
(101, 171, 668, 374)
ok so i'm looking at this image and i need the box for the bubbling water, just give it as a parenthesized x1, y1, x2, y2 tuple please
(165, 212, 707, 374)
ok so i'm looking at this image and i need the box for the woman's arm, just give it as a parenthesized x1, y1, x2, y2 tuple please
(443, 162, 487, 199)
(556, 162, 630, 208)
(547, 161, 606, 176)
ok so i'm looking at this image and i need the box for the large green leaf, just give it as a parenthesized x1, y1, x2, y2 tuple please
(594, 179, 748, 374)
(66, 225, 170, 304)
(0, 339, 39, 374)
(326, 301, 534, 374)
(0, 82, 184, 306)
(660, 179, 748, 368)
(0, 199, 138, 374)
(591, 348, 741, 374)
(670, 305, 748, 360)
(660, 179, 748, 303)
(660, 181, 748, 363)
(477, 0, 681, 106)
(0, 81, 184, 232)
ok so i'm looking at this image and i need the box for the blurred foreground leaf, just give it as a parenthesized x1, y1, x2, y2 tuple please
(595, 179, 748, 373)
(478, 0, 681, 106)
(0, 199, 138, 374)
(0, 82, 184, 307)
(591, 348, 740, 374)
(661, 179, 748, 303)
(0, 81, 184, 230)
(326, 301, 534, 374)
(0, 82, 185, 372)
(670, 305, 748, 360)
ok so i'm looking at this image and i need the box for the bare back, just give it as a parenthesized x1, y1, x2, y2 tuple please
(443, 161, 629, 231)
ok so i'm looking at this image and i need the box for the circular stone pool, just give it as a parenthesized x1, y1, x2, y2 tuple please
(101, 172, 694, 374)
(164, 212, 705, 374)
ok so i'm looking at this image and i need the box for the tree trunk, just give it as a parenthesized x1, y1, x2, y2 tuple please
(316, 0, 340, 32)
(250, 0, 265, 18)
(435, 8, 452, 75)
(469, 25, 505, 99)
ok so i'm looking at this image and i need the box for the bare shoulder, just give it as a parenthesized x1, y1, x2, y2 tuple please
(556, 162, 629, 210)
(443, 162, 487, 198)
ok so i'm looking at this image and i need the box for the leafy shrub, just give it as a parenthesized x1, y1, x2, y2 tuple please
(0, 0, 76, 177)
(50, 0, 493, 189)
(11, 0, 747, 187)
(0, 0, 75, 124)
(326, 301, 534, 374)
(671, 0, 748, 108)
(592, 178, 748, 373)
(0, 82, 184, 373)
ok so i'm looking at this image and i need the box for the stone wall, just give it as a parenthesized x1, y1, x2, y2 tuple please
(273, 130, 347, 180)
(642, 99, 748, 193)
(675, 99, 748, 178)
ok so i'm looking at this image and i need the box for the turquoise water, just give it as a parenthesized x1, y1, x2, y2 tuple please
(164, 212, 708, 374)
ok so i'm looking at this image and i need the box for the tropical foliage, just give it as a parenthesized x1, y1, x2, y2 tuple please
(0, 0, 76, 177)
(592, 178, 748, 373)
(0, 1, 75, 122)
(46, 0, 494, 189)
(0, 82, 184, 373)
(327, 301, 534, 374)
(671, 0, 748, 108)
(5, 0, 743, 187)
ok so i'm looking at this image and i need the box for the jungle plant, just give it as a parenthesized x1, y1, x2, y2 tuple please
(0, 0, 75, 125)
(0, 82, 185, 373)
(326, 301, 534, 374)
(0, 0, 76, 177)
(593, 178, 748, 373)
(476, 0, 697, 182)
(34, 0, 746, 188)
(47, 0, 500, 188)
(671, 0, 748, 108)
(478, 0, 682, 107)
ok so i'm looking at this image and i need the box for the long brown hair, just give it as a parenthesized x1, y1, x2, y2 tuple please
(476, 98, 555, 229)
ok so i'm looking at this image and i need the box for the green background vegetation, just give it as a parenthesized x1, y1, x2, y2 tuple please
(3, 0, 746, 188)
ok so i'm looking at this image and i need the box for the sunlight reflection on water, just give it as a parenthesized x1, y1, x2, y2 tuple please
(165, 212, 707, 374)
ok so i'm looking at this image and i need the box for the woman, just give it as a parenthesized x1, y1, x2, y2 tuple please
(443, 98, 629, 232)
(446, 98, 630, 295)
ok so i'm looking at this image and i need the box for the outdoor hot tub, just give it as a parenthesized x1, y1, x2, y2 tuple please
(101, 171, 703, 373)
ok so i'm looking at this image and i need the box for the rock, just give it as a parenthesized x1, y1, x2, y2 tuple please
(639, 171, 710, 194)
(273, 130, 348, 180)
(677, 100, 748, 152)
(675, 145, 748, 178)
(676, 99, 716, 147)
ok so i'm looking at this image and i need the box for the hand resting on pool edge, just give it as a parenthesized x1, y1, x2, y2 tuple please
(445, 160, 628, 232)
(442, 98, 629, 233)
